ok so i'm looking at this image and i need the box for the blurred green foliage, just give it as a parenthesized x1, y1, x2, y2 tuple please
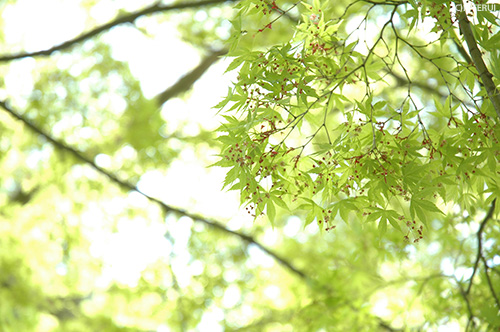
(0, 0, 498, 331)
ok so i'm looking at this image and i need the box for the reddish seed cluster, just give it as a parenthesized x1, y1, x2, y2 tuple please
(436, 111, 498, 179)
(404, 220, 424, 243)
(254, 117, 280, 143)
(318, 208, 336, 231)
(244, 203, 265, 218)
(246, 53, 310, 104)
(245, 204, 256, 217)
(345, 122, 365, 135)
(421, 138, 438, 159)
(390, 184, 410, 201)
(254, 0, 282, 16)
(224, 142, 255, 167)
(309, 41, 332, 55)
(258, 23, 272, 33)
(471, 113, 498, 144)
(375, 121, 387, 131)
(225, 3, 499, 232)
(421, 1, 454, 28)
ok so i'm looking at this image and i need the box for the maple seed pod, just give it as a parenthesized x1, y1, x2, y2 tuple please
(309, 13, 320, 25)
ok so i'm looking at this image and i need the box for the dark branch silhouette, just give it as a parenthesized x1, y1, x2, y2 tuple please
(481, 256, 500, 308)
(0, 100, 308, 282)
(457, 198, 497, 330)
(387, 69, 476, 109)
(156, 48, 228, 106)
(455, 275, 475, 331)
(0, 0, 238, 62)
(466, 198, 496, 295)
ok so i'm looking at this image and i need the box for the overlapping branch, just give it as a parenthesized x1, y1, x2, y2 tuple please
(466, 198, 497, 295)
(0, 0, 313, 293)
(459, 198, 498, 330)
(0, 100, 308, 282)
(0, 0, 238, 62)
(2, 98, 406, 331)
(458, 8, 500, 119)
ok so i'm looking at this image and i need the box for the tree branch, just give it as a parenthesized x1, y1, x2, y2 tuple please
(481, 256, 500, 308)
(387, 69, 478, 110)
(458, 9, 500, 119)
(0, 100, 308, 282)
(377, 318, 404, 332)
(455, 275, 475, 331)
(453, 199, 497, 330)
(448, 29, 473, 65)
(466, 198, 496, 295)
(0, 0, 238, 62)
(156, 48, 228, 106)
(387, 70, 447, 99)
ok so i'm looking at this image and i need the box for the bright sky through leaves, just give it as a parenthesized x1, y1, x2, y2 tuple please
(0, 0, 498, 330)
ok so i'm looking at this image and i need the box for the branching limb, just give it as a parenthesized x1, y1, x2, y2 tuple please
(377, 318, 404, 332)
(466, 198, 496, 295)
(481, 256, 500, 308)
(453, 199, 497, 331)
(455, 275, 475, 331)
(0, 100, 308, 282)
(458, 8, 500, 119)
(0, 0, 238, 62)
(387, 70, 447, 99)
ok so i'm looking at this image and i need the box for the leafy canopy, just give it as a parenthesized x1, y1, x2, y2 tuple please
(0, 0, 499, 331)
(215, 0, 500, 242)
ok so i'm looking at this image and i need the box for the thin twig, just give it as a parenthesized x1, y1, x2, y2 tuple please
(386, 69, 474, 108)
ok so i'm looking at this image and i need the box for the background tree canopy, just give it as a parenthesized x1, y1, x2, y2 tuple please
(0, 0, 499, 331)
